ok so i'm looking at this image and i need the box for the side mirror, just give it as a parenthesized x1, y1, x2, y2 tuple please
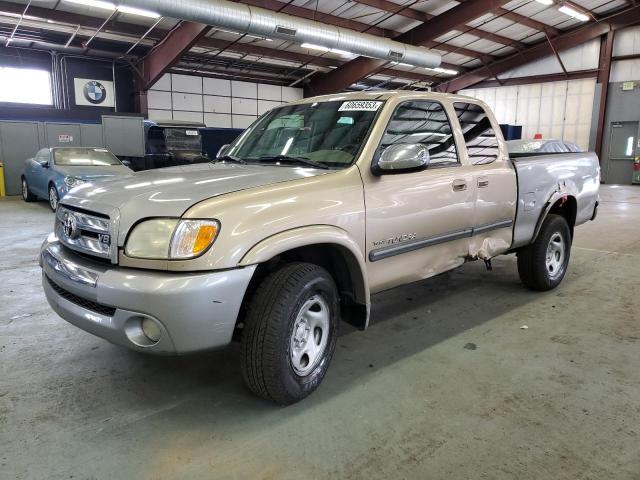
(216, 144, 230, 159)
(39, 161, 50, 168)
(121, 159, 132, 168)
(373, 143, 430, 175)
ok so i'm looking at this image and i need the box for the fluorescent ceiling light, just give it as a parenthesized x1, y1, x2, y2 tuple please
(63, 0, 116, 10)
(116, 5, 161, 18)
(429, 67, 458, 75)
(558, 5, 589, 21)
(300, 43, 353, 57)
(535, 0, 553, 5)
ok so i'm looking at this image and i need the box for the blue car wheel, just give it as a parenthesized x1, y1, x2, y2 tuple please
(48, 184, 59, 211)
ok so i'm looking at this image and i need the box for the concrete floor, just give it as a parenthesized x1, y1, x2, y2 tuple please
(1, 185, 639, 479)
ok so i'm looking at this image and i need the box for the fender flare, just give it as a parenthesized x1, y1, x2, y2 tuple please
(239, 225, 370, 322)
(531, 190, 574, 243)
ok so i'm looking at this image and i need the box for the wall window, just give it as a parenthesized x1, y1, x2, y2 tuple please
(0, 67, 52, 105)
(381, 101, 458, 167)
(453, 102, 500, 165)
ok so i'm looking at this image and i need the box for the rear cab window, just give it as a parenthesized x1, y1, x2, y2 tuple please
(453, 102, 500, 165)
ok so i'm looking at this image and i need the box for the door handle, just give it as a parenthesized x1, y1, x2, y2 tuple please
(478, 176, 489, 188)
(452, 179, 467, 191)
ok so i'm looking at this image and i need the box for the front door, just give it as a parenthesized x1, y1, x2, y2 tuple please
(607, 121, 638, 185)
(364, 100, 476, 293)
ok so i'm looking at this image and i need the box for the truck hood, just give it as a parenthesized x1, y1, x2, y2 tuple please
(61, 162, 333, 240)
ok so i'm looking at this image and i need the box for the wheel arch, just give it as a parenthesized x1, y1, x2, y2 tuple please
(238, 226, 370, 330)
(532, 193, 577, 243)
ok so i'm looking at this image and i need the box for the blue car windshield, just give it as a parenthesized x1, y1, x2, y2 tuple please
(54, 148, 121, 166)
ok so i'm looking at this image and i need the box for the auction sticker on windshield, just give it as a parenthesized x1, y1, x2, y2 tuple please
(338, 101, 383, 112)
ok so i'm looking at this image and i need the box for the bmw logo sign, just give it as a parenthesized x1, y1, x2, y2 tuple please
(83, 81, 107, 104)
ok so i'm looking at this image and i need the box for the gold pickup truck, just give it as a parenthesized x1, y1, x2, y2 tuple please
(40, 91, 600, 404)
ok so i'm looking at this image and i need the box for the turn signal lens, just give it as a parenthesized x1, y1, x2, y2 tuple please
(169, 220, 220, 259)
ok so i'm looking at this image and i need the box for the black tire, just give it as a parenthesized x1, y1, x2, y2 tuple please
(241, 262, 339, 405)
(48, 183, 59, 212)
(21, 177, 36, 202)
(518, 214, 571, 291)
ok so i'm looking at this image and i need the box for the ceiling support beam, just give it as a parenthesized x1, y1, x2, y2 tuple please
(595, 30, 614, 159)
(305, 0, 511, 96)
(471, 69, 598, 88)
(138, 21, 211, 90)
(435, 5, 640, 93)
(352, 0, 524, 49)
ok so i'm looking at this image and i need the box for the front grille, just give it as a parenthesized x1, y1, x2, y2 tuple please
(46, 276, 116, 317)
(55, 205, 112, 261)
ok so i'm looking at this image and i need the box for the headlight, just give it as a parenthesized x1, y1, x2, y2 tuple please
(125, 219, 219, 260)
(64, 176, 85, 188)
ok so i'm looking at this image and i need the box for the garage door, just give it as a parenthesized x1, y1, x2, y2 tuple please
(0, 121, 41, 196)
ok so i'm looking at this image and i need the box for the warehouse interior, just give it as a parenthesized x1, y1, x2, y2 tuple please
(0, 0, 639, 478)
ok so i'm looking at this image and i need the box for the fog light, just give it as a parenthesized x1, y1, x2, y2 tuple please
(141, 318, 161, 342)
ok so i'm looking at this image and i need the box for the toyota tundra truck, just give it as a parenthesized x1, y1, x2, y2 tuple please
(40, 92, 600, 404)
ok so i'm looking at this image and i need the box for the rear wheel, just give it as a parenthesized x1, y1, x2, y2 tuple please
(21, 177, 36, 202)
(241, 262, 339, 405)
(48, 184, 59, 211)
(517, 214, 571, 291)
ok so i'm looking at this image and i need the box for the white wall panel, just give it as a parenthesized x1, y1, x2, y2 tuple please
(171, 74, 202, 94)
(613, 26, 640, 56)
(499, 39, 600, 79)
(258, 100, 282, 115)
(153, 73, 171, 91)
(173, 111, 204, 123)
(611, 59, 640, 82)
(148, 109, 172, 121)
(204, 113, 232, 128)
(146, 73, 302, 129)
(232, 115, 257, 128)
(203, 77, 231, 96)
(258, 84, 281, 101)
(203, 95, 232, 114)
(147, 90, 172, 110)
(460, 77, 595, 149)
(232, 81, 258, 99)
(282, 86, 303, 102)
(172, 92, 202, 112)
(233, 97, 257, 115)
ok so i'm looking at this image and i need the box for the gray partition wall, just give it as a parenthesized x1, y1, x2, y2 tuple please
(0, 121, 41, 196)
(0, 116, 144, 196)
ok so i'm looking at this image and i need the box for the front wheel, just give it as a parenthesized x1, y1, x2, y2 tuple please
(48, 184, 59, 211)
(517, 214, 571, 291)
(241, 262, 339, 405)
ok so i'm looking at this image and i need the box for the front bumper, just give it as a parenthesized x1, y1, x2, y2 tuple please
(40, 235, 256, 354)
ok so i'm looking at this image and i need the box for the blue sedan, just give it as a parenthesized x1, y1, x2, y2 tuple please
(21, 147, 132, 211)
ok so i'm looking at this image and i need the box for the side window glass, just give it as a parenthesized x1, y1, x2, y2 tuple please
(453, 102, 500, 165)
(381, 100, 459, 167)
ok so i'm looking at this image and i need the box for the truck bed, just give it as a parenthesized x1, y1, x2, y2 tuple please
(510, 151, 600, 249)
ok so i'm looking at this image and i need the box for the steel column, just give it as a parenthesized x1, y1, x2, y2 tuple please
(595, 30, 614, 160)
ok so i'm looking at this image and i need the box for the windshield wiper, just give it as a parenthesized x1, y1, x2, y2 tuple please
(216, 155, 246, 164)
(255, 155, 329, 170)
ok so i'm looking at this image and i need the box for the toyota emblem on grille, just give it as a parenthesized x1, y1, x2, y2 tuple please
(63, 213, 79, 239)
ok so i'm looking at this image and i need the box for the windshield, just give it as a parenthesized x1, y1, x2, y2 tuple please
(227, 99, 383, 168)
(163, 127, 202, 151)
(54, 148, 121, 166)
